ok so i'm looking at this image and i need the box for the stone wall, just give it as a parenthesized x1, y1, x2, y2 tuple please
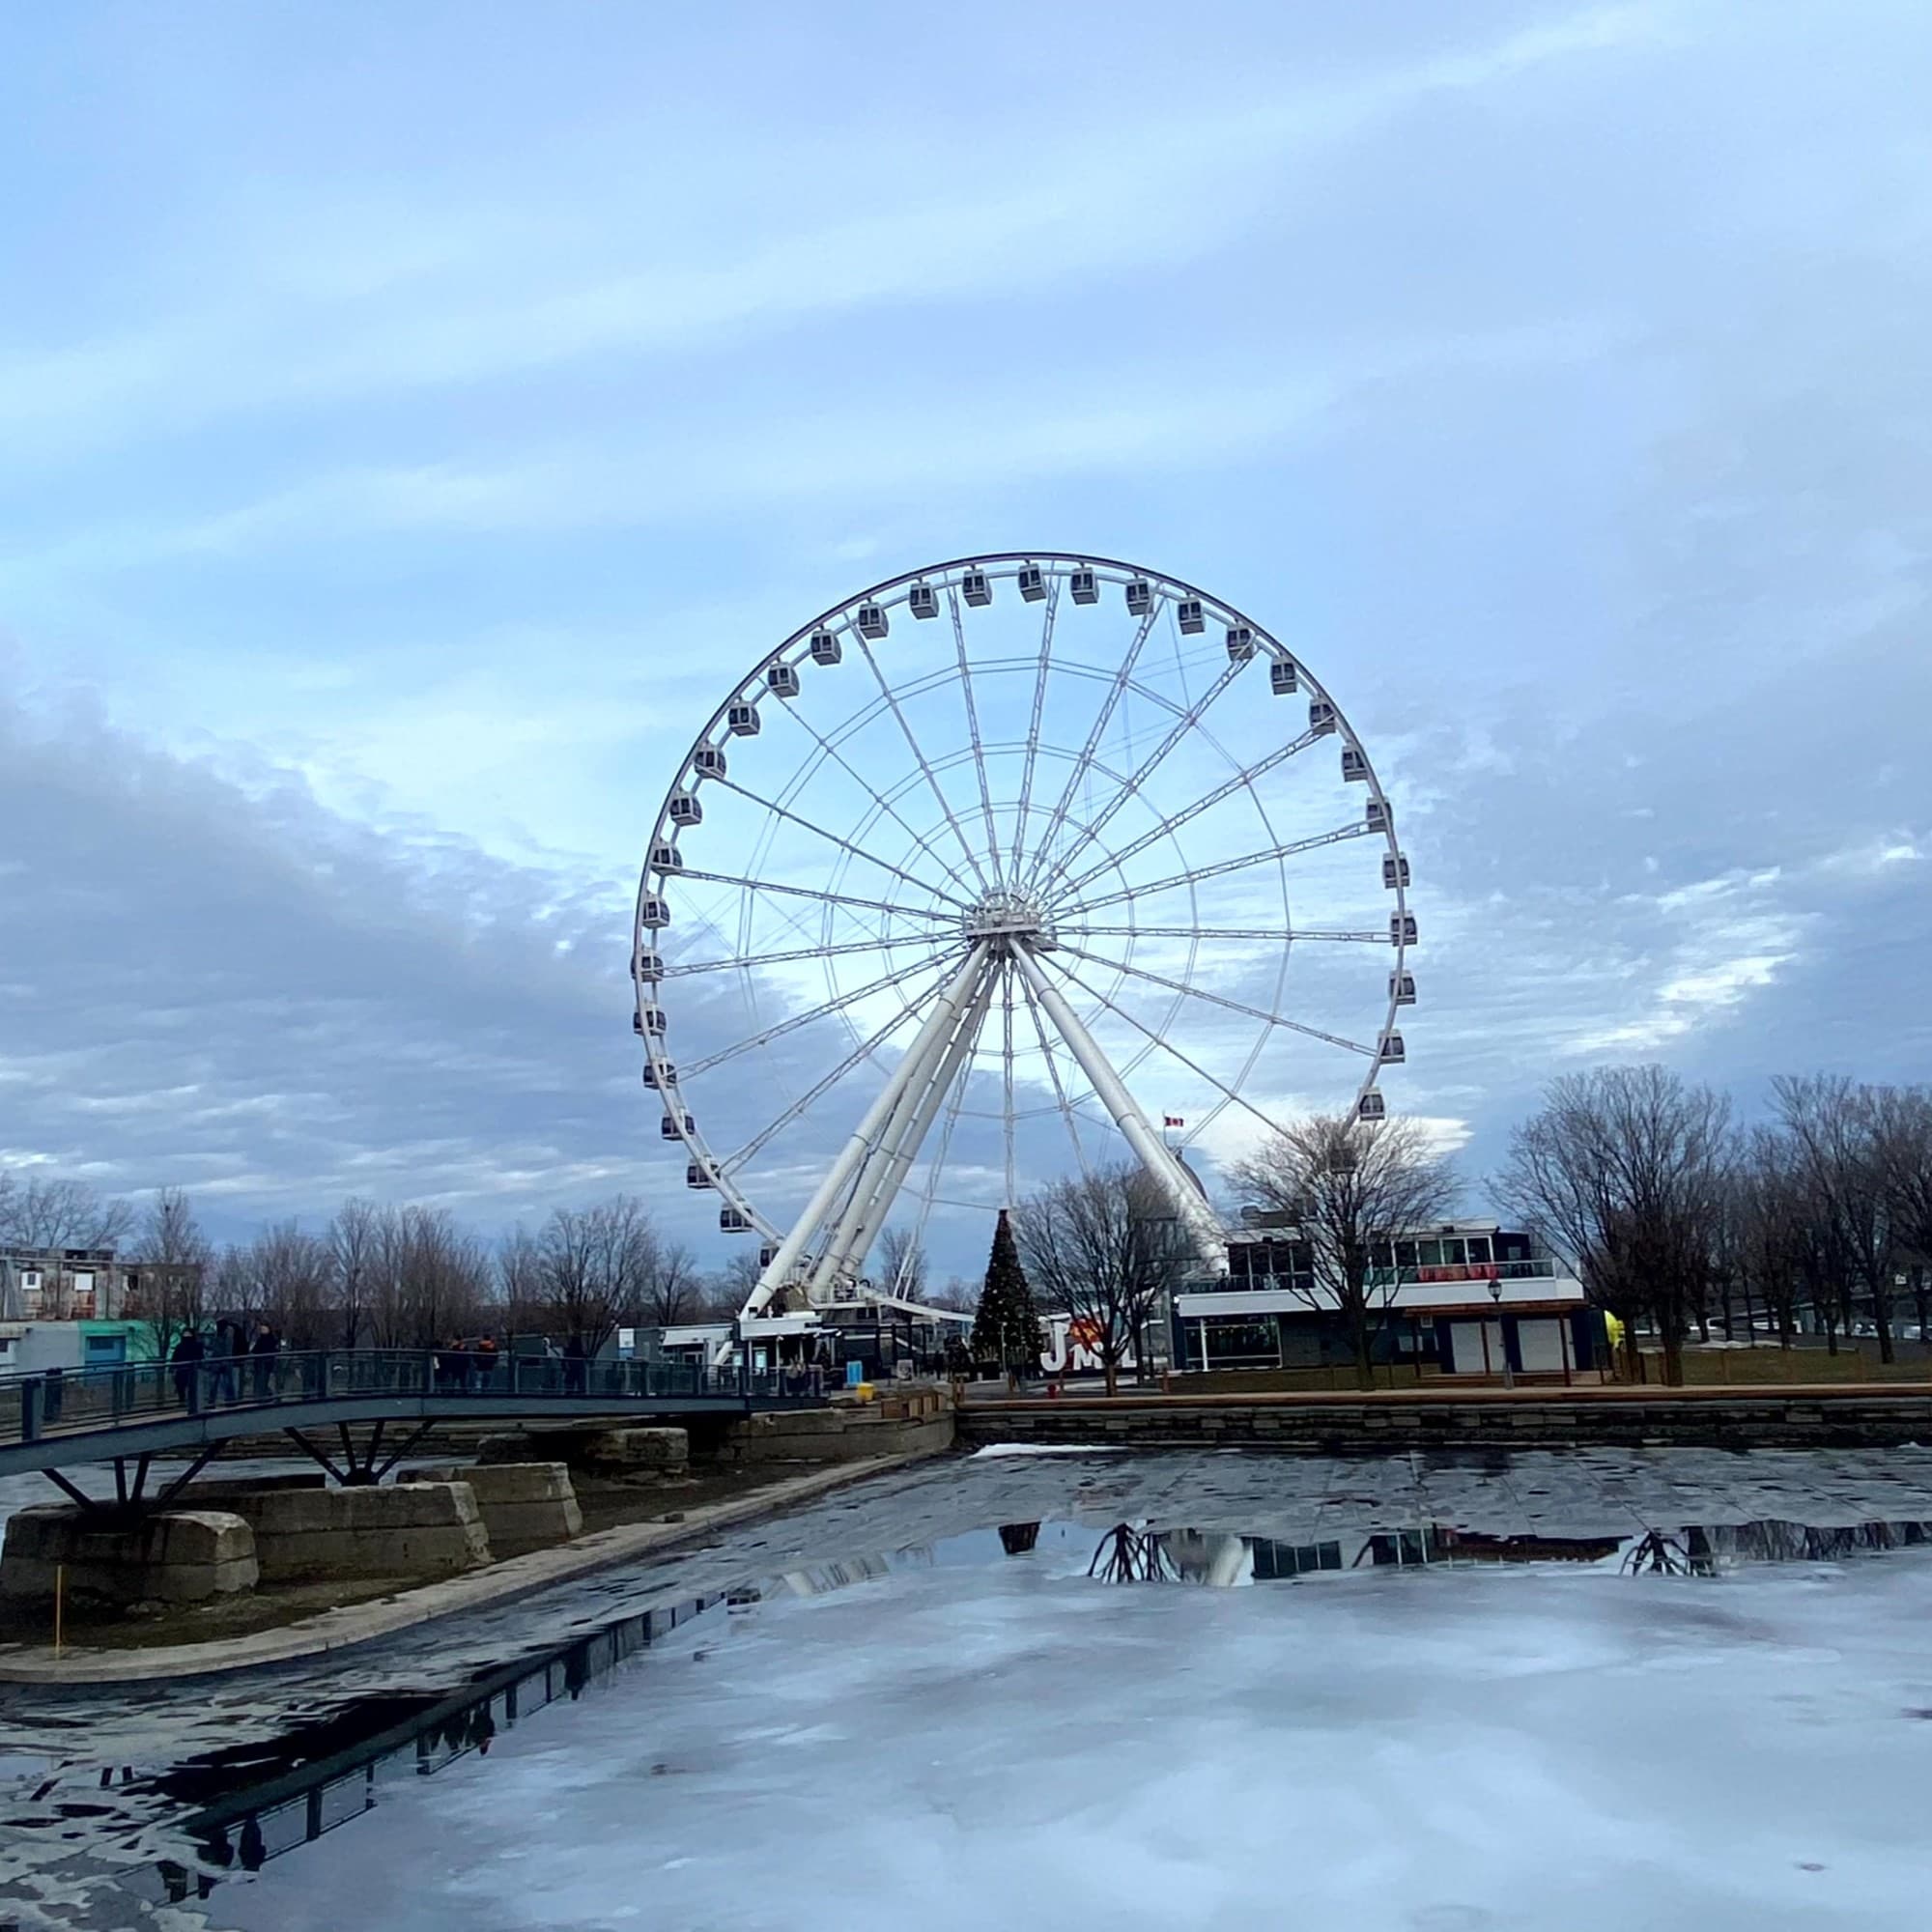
(417, 1462, 582, 1557)
(1, 1506, 257, 1605)
(957, 1390, 1932, 1453)
(720, 1391, 954, 1464)
(227, 1481, 491, 1583)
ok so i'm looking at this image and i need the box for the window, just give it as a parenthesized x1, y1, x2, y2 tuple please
(1467, 1236, 1492, 1264)
(1439, 1239, 1465, 1266)
(1393, 1241, 1417, 1269)
(1416, 1239, 1443, 1267)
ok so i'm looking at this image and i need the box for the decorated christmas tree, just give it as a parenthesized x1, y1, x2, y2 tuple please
(971, 1208, 1044, 1378)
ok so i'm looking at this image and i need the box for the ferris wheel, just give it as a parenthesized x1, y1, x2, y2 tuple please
(632, 553, 1413, 1324)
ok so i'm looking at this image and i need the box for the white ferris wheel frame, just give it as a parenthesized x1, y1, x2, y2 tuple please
(630, 552, 1413, 1331)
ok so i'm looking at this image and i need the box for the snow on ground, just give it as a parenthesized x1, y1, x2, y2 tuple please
(208, 1534, 1932, 1932)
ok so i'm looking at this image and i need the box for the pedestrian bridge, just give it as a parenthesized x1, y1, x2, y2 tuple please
(0, 1349, 819, 1497)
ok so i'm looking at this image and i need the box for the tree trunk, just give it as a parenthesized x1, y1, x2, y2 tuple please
(1824, 1317, 1838, 1356)
(1874, 1293, 1896, 1366)
(1103, 1357, 1119, 1397)
(1350, 1304, 1376, 1391)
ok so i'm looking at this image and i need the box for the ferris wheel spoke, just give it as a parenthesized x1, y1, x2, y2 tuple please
(1052, 727, 1327, 902)
(1050, 940, 1379, 1057)
(852, 633, 993, 894)
(771, 697, 982, 904)
(1057, 823, 1372, 918)
(658, 932, 947, 980)
(1018, 599, 1163, 891)
(947, 586, 1006, 886)
(1056, 923, 1388, 944)
(674, 867, 961, 925)
(718, 954, 961, 1174)
(1033, 653, 1251, 896)
(682, 946, 960, 1079)
(1008, 577, 1062, 878)
(1001, 959, 1017, 1205)
(1036, 950, 1286, 1141)
(1013, 964, 1094, 1180)
(706, 776, 974, 911)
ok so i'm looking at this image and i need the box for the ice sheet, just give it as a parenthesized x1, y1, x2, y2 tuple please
(208, 1538, 1932, 1932)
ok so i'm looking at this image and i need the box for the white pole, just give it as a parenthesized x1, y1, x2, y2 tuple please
(814, 971, 997, 1295)
(741, 942, 989, 1325)
(1009, 946, 1226, 1270)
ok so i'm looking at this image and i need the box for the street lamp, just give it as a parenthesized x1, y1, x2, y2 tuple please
(1489, 1276, 1514, 1389)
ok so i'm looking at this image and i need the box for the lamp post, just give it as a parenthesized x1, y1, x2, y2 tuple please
(1489, 1276, 1514, 1389)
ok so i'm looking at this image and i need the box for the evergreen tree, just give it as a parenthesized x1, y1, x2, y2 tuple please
(972, 1208, 1044, 1378)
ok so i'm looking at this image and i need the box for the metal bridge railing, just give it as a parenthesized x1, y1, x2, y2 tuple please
(0, 1350, 810, 1451)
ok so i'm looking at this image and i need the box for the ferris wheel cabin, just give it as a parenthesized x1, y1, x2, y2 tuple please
(960, 569, 992, 607)
(1177, 597, 1206, 635)
(1270, 658, 1298, 695)
(907, 582, 938, 619)
(726, 701, 760, 736)
(1017, 563, 1046, 602)
(1069, 566, 1098, 604)
(1124, 578, 1152, 614)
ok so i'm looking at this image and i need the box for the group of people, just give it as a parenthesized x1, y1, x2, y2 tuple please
(433, 1334, 504, 1391)
(170, 1319, 281, 1405)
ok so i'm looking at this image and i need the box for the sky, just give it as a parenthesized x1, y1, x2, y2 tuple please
(1, 0, 1928, 1277)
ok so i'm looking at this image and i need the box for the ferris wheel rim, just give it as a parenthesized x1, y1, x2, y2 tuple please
(631, 550, 1412, 1258)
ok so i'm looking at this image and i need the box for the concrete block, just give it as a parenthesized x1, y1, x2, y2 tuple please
(416, 1463, 582, 1556)
(227, 1481, 491, 1582)
(0, 1506, 258, 1605)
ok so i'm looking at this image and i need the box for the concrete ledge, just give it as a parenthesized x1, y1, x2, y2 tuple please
(722, 1402, 955, 1464)
(958, 1384, 1932, 1452)
(0, 1451, 941, 1685)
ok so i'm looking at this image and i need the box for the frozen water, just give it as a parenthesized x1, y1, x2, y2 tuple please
(193, 1529, 1932, 1930)
(9, 1446, 1932, 1929)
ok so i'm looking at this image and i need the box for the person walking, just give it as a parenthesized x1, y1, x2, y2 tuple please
(250, 1321, 279, 1401)
(171, 1326, 206, 1406)
(210, 1319, 242, 1405)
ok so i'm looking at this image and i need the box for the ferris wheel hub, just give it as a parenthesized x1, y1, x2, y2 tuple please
(960, 886, 1056, 951)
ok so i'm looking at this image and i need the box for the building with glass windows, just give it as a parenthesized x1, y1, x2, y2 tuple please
(1170, 1219, 1605, 1380)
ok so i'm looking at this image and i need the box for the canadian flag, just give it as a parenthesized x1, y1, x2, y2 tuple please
(1163, 1116, 1184, 1128)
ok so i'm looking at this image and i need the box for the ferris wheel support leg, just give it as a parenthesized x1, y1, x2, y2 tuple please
(808, 971, 997, 1299)
(737, 942, 991, 1329)
(1009, 946, 1228, 1274)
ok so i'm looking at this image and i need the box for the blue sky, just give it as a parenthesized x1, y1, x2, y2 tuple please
(2, 1, 1927, 1276)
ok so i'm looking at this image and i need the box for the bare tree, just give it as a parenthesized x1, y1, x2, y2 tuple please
(497, 1221, 548, 1335)
(367, 1205, 494, 1350)
(1774, 1075, 1898, 1361)
(1495, 1066, 1731, 1384)
(875, 1225, 928, 1301)
(327, 1197, 380, 1349)
(1013, 1162, 1196, 1395)
(0, 1174, 133, 1250)
(1234, 1112, 1457, 1389)
(242, 1221, 335, 1348)
(642, 1237, 701, 1327)
(535, 1196, 657, 1355)
(712, 1249, 765, 1318)
(1872, 1086, 1932, 1341)
(129, 1186, 213, 1358)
